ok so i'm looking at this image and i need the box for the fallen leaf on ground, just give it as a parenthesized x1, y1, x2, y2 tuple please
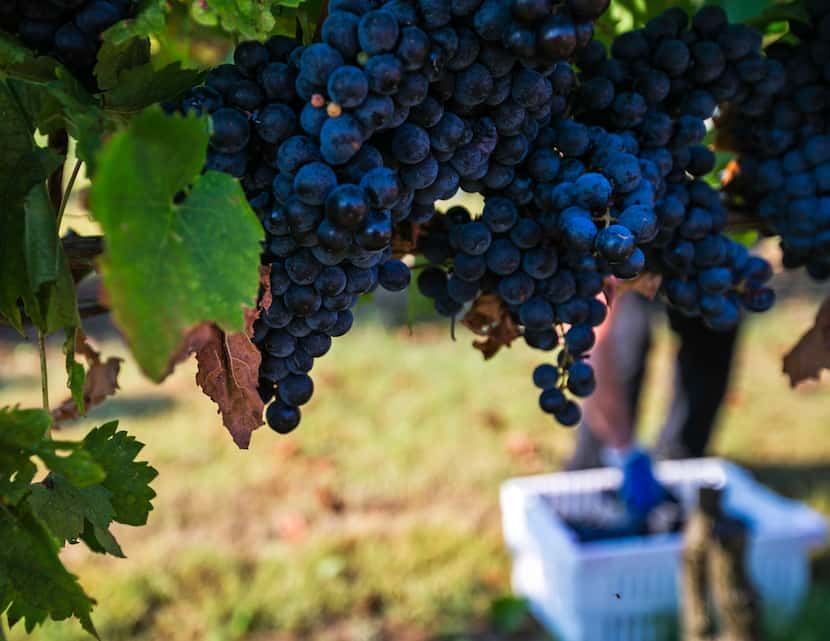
(316, 486, 346, 513)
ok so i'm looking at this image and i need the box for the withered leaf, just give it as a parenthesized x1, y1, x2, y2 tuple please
(158, 322, 216, 381)
(195, 324, 264, 449)
(255, 264, 272, 329)
(783, 296, 830, 387)
(462, 294, 521, 360)
(391, 222, 421, 259)
(153, 271, 268, 446)
(53, 332, 122, 423)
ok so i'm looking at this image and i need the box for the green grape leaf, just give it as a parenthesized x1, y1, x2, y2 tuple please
(0, 508, 97, 637)
(714, 0, 782, 24)
(0, 82, 63, 201)
(36, 443, 105, 488)
(0, 408, 51, 453)
(80, 422, 158, 527)
(78, 518, 123, 557)
(0, 407, 105, 495)
(0, 204, 34, 334)
(103, 0, 168, 44)
(0, 78, 64, 331)
(189, 0, 305, 40)
(0, 458, 36, 507)
(23, 184, 59, 294)
(0, 187, 80, 335)
(0, 31, 32, 67)
(47, 68, 109, 171)
(7, 63, 112, 173)
(0, 409, 51, 504)
(27, 475, 124, 557)
(4, 62, 108, 163)
(63, 330, 87, 418)
(4, 55, 61, 84)
(8, 80, 66, 136)
(43, 248, 81, 338)
(89, 108, 263, 380)
(94, 37, 152, 92)
(18, 183, 81, 342)
(103, 61, 205, 113)
(0, 414, 157, 635)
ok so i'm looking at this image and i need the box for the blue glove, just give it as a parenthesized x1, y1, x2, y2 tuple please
(619, 449, 667, 519)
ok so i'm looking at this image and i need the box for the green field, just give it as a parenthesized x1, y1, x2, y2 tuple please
(2, 291, 830, 641)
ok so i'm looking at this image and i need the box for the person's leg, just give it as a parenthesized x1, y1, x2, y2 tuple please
(567, 292, 655, 470)
(654, 308, 741, 460)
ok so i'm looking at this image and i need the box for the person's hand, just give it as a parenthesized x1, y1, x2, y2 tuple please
(619, 449, 667, 518)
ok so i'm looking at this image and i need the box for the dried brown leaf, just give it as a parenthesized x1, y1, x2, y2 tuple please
(462, 294, 521, 360)
(52, 332, 123, 423)
(255, 265, 272, 327)
(461, 293, 503, 334)
(157, 322, 216, 381)
(783, 296, 830, 387)
(145, 269, 268, 446)
(195, 324, 264, 449)
(391, 222, 421, 259)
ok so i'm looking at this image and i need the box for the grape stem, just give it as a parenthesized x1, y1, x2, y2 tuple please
(38, 330, 50, 415)
(56, 159, 84, 229)
(313, 0, 330, 43)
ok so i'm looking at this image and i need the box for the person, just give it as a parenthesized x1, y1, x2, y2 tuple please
(567, 289, 741, 474)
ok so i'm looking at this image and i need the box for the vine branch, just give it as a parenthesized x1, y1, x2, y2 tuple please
(47, 130, 69, 212)
(57, 159, 83, 229)
(38, 331, 50, 413)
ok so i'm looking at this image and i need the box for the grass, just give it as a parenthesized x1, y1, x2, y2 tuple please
(2, 291, 830, 641)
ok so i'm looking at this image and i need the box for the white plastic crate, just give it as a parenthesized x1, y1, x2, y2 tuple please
(500, 458, 827, 641)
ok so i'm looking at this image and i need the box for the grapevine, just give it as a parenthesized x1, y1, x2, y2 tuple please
(719, 0, 830, 280)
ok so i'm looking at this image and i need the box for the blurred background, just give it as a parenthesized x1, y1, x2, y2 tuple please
(4, 1, 830, 640)
(4, 238, 830, 641)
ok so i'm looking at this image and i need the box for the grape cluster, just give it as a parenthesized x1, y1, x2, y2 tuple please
(473, 0, 607, 66)
(175, 0, 608, 433)
(647, 179, 776, 327)
(412, 6, 777, 426)
(179, 2, 783, 433)
(718, 1, 830, 280)
(415, 118, 652, 425)
(177, 30, 418, 435)
(573, 5, 777, 327)
(0, 0, 134, 84)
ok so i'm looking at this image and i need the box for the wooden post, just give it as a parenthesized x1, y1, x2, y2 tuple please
(682, 487, 719, 641)
(681, 486, 763, 641)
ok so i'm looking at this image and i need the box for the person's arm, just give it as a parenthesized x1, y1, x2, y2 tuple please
(573, 286, 668, 518)
(581, 282, 651, 451)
